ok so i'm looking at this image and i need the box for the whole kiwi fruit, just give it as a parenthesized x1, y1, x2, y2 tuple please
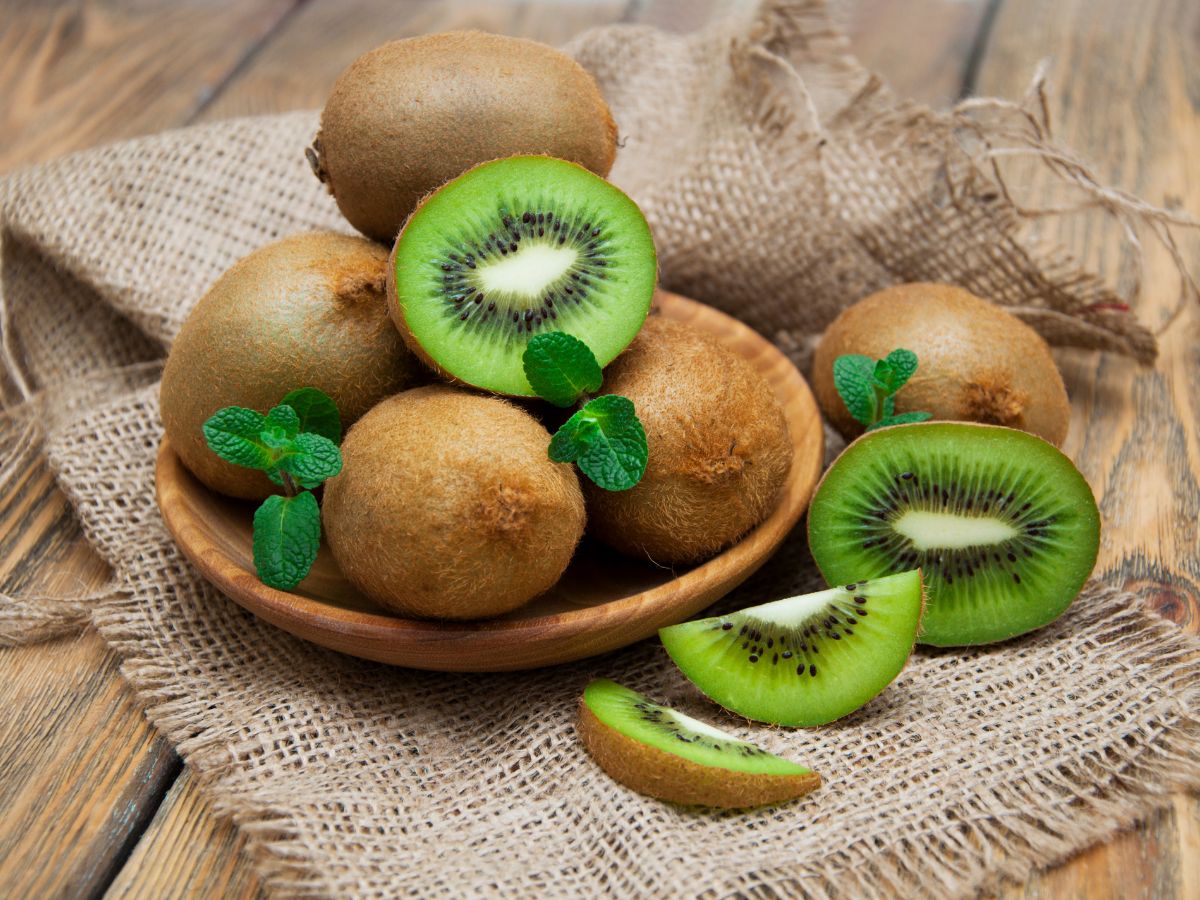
(160, 232, 425, 500)
(310, 31, 619, 243)
(812, 283, 1070, 445)
(322, 385, 586, 620)
(585, 317, 792, 565)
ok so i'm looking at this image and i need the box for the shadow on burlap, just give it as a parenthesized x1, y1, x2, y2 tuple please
(1, 2, 1198, 896)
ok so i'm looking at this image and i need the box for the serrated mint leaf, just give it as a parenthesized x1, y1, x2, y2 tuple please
(832, 355, 877, 426)
(271, 433, 343, 489)
(884, 348, 919, 391)
(252, 491, 321, 590)
(872, 358, 897, 392)
(203, 407, 272, 470)
(281, 387, 342, 444)
(522, 332, 604, 407)
(549, 394, 647, 491)
(260, 406, 297, 450)
(868, 411, 933, 431)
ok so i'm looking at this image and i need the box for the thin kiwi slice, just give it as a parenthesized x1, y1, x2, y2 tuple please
(389, 155, 656, 396)
(578, 679, 820, 808)
(807, 422, 1100, 647)
(659, 570, 924, 727)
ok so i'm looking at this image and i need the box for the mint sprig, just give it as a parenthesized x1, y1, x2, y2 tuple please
(252, 492, 321, 591)
(522, 332, 604, 408)
(833, 348, 932, 431)
(203, 387, 343, 590)
(523, 332, 649, 491)
(550, 395, 648, 491)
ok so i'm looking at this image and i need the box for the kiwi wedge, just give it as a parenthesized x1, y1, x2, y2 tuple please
(660, 570, 924, 727)
(578, 679, 820, 808)
(388, 155, 656, 397)
(807, 423, 1100, 646)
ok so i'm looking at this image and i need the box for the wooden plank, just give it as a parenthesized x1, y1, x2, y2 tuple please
(0, 0, 300, 173)
(195, 0, 632, 122)
(0, 481, 181, 896)
(104, 770, 263, 900)
(0, 1, 305, 895)
(970, 1, 1200, 897)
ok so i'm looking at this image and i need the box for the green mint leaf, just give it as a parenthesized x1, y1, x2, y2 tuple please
(268, 433, 343, 489)
(280, 387, 342, 444)
(550, 394, 647, 491)
(522, 332, 604, 407)
(882, 394, 896, 419)
(884, 349, 919, 391)
(260, 405, 299, 451)
(868, 411, 933, 431)
(872, 359, 897, 393)
(252, 491, 321, 590)
(832, 355, 877, 426)
(203, 407, 272, 470)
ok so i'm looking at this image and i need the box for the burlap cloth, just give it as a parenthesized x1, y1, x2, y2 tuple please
(2, 2, 1198, 896)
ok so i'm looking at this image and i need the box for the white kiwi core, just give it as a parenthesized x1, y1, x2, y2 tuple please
(892, 510, 1019, 550)
(666, 708, 746, 743)
(478, 244, 578, 299)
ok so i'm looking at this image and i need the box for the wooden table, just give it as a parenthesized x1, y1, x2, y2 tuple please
(1, 1, 1196, 896)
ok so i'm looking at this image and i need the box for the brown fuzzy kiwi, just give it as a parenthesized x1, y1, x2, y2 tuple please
(310, 31, 619, 243)
(160, 232, 425, 500)
(322, 385, 585, 620)
(576, 696, 821, 808)
(585, 317, 792, 565)
(812, 283, 1071, 445)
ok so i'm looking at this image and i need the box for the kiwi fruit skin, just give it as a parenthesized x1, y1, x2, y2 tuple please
(577, 680, 820, 808)
(160, 232, 425, 500)
(807, 422, 1100, 646)
(812, 283, 1071, 446)
(313, 31, 619, 243)
(322, 385, 585, 620)
(584, 317, 792, 565)
(386, 155, 657, 397)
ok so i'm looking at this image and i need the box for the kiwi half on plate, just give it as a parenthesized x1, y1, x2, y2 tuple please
(660, 570, 924, 727)
(578, 679, 820, 808)
(807, 422, 1100, 647)
(389, 155, 657, 396)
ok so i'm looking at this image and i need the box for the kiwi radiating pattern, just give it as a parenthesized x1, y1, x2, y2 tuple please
(808, 423, 1100, 647)
(660, 570, 924, 727)
(434, 202, 615, 339)
(390, 156, 657, 397)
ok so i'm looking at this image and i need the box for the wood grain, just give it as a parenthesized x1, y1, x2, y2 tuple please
(2, 0, 1194, 895)
(154, 294, 824, 671)
(104, 769, 262, 900)
(0, 0, 300, 172)
(973, 1, 1200, 897)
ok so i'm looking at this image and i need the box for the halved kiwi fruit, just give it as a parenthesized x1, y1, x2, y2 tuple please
(578, 679, 820, 808)
(659, 570, 924, 727)
(807, 422, 1100, 646)
(388, 155, 657, 397)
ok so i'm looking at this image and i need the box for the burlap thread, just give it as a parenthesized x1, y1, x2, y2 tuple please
(1, 2, 1198, 896)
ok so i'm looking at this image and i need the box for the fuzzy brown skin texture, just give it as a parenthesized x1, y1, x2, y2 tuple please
(577, 702, 821, 808)
(585, 318, 793, 565)
(812, 283, 1071, 445)
(314, 31, 619, 243)
(160, 232, 426, 500)
(321, 385, 585, 620)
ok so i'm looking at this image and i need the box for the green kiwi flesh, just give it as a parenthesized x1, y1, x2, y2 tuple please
(578, 679, 820, 808)
(807, 422, 1100, 646)
(389, 155, 656, 396)
(659, 570, 923, 727)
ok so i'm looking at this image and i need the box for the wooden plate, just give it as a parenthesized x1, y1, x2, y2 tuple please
(155, 292, 824, 671)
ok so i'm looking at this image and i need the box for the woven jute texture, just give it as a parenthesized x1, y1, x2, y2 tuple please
(2, 2, 1199, 896)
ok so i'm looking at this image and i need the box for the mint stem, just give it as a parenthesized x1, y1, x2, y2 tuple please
(280, 470, 299, 497)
